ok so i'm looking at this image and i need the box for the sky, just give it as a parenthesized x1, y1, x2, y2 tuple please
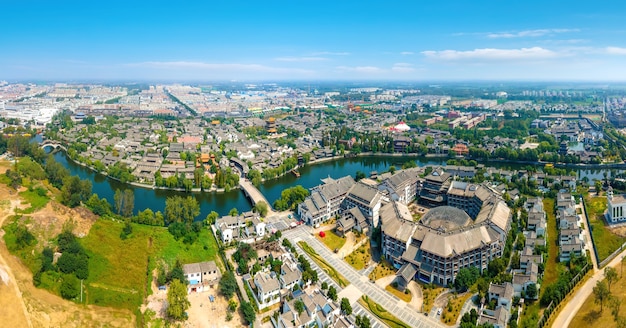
(2, 0, 626, 81)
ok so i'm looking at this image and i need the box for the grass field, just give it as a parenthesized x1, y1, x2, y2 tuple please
(369, 259, 396, 281)
(81, 220, 219, 310)
(570, 272, 626, 328)
(345, 242, 371, 270)
(297, 241, 348, 287)
(359, 295, 411, 328)
(385, 284, 411, 303)
(542, 198, 562, 288)
(2, 216, 41, 273)
(315, 230, 346, 252)
(440, 293, 472, 326)
(586, 196, 626, 262)
(18, 189, 49, 214)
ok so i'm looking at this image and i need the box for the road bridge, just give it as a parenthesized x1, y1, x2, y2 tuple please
(239, 178, 275, 217)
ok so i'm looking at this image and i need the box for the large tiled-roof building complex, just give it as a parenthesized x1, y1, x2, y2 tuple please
(382, 168, 511, 286)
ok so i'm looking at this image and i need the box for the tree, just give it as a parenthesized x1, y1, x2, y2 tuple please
(229, 208, 239, 216)
(355, 170, 366, 181)
(121, 189, 134, 217)
(219, 271, 237, 299)
(253, 201, 269, 217)
(525, 283, 538, 299)
(168, 260, 186, 283)
(167, 279, 190, 320)
(327, 285, 337, 301)
(595, 180, 603, 195)
(321, 281, 328, 291)
(164, 196, 200, 225)
(488, 258, 506, 278)
(610, 296, 622, 321)
(593, 280, 610, 312)
(294, 299, 305, 316)
(606, 267, 618, 292)
(388, 165, 396, 174)
(114, 189, 123, 215)
(60, 274, 80, 300)
(357, 315, 371, 328)
(205, 211, 219, 225)
(273, 185, 310, 211)
(340, 297, 352, 315)
(60, 176, 92, 207)
(454, 267, 480, 292)
(241, 301, 256, 325)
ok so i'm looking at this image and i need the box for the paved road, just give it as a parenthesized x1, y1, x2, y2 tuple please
(285, 225, 446, 328)
(239, 178, 275, 216)
(551, 247, 626, 328)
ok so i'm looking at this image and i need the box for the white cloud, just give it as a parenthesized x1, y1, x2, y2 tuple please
(606, 47, 626, 55)
(392, 63, 415, 72)
(274, 56, 328, 62)
(421, 47, 560, 61)
(336, 66, 383, 73)
(400, 51, 414, 55)
(487, 28, 579, 39)
(311, 51, 350, 56)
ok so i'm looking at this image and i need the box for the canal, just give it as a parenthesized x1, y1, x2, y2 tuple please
(49, 145, 618, 220)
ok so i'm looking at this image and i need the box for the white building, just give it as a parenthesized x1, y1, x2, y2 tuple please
(182, 261, 221, 293)
(607, 187, 626, 224)
(253, 272, 281, 309)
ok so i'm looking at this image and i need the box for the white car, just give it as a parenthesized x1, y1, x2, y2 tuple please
(437, 308, 442, 315)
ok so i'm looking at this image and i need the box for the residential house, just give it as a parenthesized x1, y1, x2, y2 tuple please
(252, 271, 281, 309)
(182, 261, 221, 293)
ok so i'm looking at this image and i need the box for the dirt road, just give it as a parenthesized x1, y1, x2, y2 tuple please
(0, 197, 32, 328)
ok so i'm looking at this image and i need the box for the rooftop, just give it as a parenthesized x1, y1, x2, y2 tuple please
(421, 206, 472, 232)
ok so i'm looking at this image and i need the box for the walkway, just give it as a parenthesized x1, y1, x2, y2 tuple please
(552, 247, 626, 328)
(238, 178, 275, 217)
(577, 199, 598, 271)
(284, 225, 446, 328)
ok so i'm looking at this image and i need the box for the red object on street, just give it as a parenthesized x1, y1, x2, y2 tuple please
(319, 231, 326, 237)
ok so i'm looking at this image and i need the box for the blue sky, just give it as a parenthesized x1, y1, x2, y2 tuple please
(2, 0, 626, 81)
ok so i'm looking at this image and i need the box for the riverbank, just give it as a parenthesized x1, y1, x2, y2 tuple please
(58, 151, 241, 194)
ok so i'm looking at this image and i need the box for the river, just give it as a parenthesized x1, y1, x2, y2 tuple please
(47, 142, 617, 219)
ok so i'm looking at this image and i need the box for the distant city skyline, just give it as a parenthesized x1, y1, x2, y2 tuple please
(2, 1, 626, 81)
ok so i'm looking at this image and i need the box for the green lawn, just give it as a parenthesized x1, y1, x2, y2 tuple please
(81, 219, 220, 310)
(315, 230, 346, 252)
(345, 241, 371, 270)
(298, 241, 348, 287)
(359, 295, 411, 328)
(542, 198, 562, 288)
(586, 196, 626, 262)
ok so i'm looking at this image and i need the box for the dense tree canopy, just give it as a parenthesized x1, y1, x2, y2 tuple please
(164, 196, 200, 225)
(273, 185, 309, 211)
(454, 267, 480, 292)
(167, 279, 190, 320)
(219, 271, 237, 299)
(60, 175, 92, 208)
